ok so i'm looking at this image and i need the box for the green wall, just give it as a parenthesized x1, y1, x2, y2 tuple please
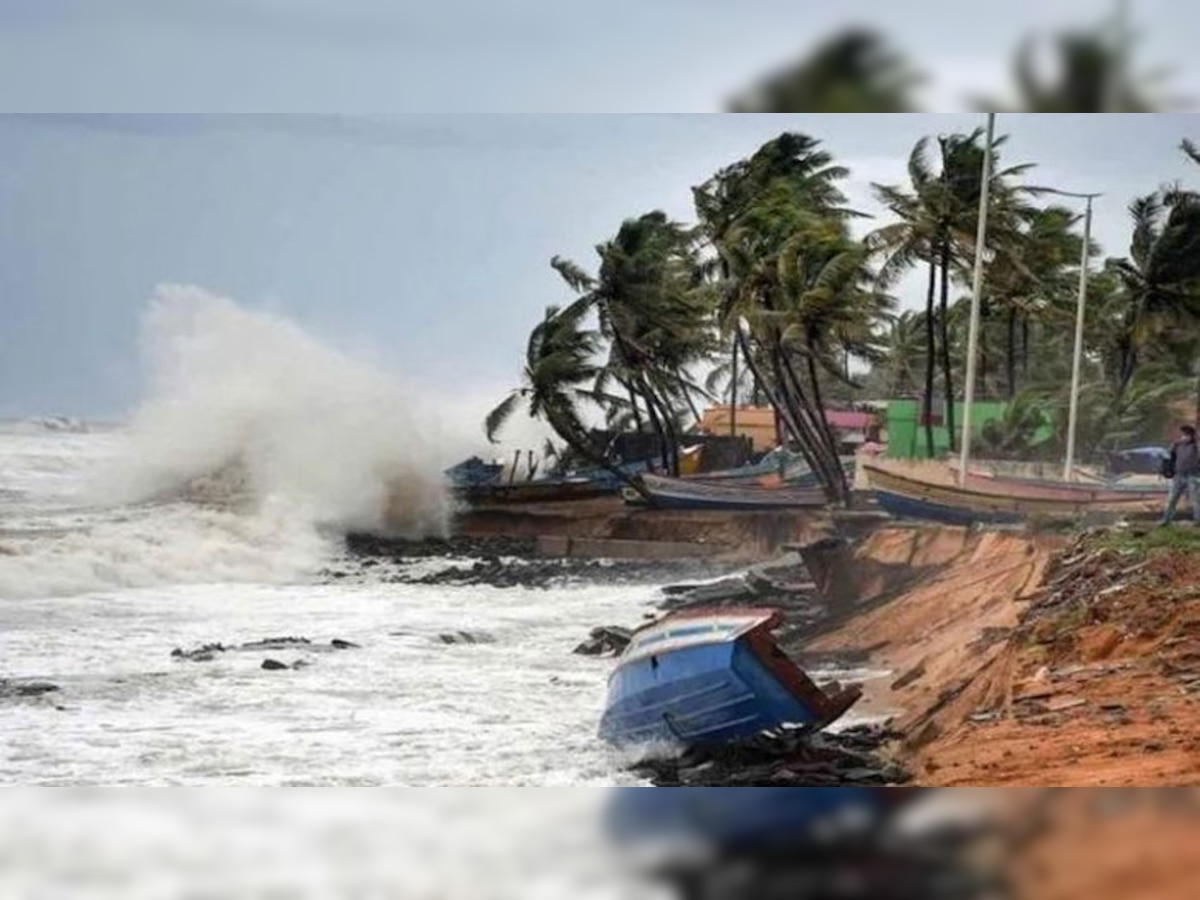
(885, 398, 1053, 459)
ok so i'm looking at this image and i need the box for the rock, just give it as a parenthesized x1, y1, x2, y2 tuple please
(330, 639, 360, 650)
(241, 637, 311, 651)
(261, 659, 290, 671)
(438, 631, 496, 645)
(573, 625, 633, 657)
(171, 643, 227, 662)
(0, 680, 60, 698)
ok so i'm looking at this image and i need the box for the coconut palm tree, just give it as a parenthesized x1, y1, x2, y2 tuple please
(871, 129, 1034, 455)
(726, 29, 921, 113)
(548, 212, 716, 475)
(485, 304, 640, 489)
(984, 205, 1086, 398)
(1108, 192, 1200, 398)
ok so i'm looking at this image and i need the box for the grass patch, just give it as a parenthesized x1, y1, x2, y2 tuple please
(1095, 524, 1200, 556)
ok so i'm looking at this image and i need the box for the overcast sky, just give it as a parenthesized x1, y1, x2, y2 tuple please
(1, 1, 1197, 112)
(3, 113, 1199, 418)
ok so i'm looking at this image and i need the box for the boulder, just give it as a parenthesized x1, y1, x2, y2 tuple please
(573, 626, 633, 657)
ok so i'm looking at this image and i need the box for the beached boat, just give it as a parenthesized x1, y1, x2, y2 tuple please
(864, 462, 1163, 526)
(598, 608, 861, 748)
(630, 473, 826, 511)
(454, 477, 615, 505)
(960, 469, 1165, 501)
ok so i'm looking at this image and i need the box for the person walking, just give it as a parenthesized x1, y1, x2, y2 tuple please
(1160, 424, 1200, 525)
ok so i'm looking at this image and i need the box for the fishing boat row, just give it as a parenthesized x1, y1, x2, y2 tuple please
(447, 450, 838, 506)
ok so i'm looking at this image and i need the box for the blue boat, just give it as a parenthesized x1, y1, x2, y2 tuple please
(599, 609, 861, 748)
(626, 473, 826, 511)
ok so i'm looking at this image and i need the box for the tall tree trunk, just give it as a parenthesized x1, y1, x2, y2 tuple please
(546, 406, 650, 500)
(806, 351, 849, 497)
(922, 258, 937, 458)
(1021, 315, 1030, 379)
(939, 236, 956, 453)
(624, 380, 644, 432)
(776, 344, 846, 503)
(1006, 306, 1017, 400)
(729, 336, 739, 437)
(638, 383, 671, 474)
(737, 331, 837, 503)
(639, 376, 681, 477)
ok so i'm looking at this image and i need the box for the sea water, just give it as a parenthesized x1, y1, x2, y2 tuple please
(0, 289, 653, 787)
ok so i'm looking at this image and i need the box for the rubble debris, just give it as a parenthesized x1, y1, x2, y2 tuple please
(631, 724, 910, 787)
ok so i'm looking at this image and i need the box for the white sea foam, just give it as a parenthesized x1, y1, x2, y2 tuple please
(0, 285, 464, 600)
(96, 284, 452, 536)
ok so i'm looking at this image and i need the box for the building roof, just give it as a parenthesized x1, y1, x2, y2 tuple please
(824, 410, 876, 430)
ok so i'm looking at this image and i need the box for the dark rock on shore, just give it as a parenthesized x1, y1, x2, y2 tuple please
(438, 631, 496, 645)
(573, 626, 633, 657)
(172, 635, 363, 666)
(340, 532, 736, 590)
(345, 532, 538, 561)
(172, 643, 227, 662)
(261, 659, 290, 671)
(0, 679, 61, 699)
(631, 724, 909, 787)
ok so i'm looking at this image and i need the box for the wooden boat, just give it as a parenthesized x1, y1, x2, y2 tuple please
(960, 470, 1165, 502)
(863, 462, 1163, 526)
(599, 608, 861, 748)
(454, 477, 615, 505)
(630, 473, 826, 511)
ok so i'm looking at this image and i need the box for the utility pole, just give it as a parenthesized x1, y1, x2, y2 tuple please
(1060, 192, 1101, 481)
(957, 112, 996, 487)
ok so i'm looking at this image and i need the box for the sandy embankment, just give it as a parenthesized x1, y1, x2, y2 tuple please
(807, 525, 1200, 786)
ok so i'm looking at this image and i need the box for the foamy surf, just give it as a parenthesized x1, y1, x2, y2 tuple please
(97, 284, 452, 536)
(0, 285, 461, 600)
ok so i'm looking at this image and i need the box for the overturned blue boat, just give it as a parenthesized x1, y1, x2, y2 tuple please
(599, 609, 861, 749)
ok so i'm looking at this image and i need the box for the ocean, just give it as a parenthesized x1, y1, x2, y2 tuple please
(0, 289, 664, 788)
(0, 417, 666, 787)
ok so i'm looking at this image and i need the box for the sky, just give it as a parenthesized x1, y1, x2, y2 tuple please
(0, 1, 1197, 112)
(4, 113, 1200, 419)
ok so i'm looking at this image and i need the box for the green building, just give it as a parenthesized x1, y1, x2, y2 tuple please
(884, 398, 1054, 459)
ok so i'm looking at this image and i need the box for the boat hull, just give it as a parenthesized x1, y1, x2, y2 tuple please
(865, 463, 1162, 525)
(599, 609, 859, 749)
(632, 473, 826, 511)
(454, 479, 615, 505)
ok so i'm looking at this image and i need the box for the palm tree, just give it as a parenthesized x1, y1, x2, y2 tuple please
(485, 304, 640, 490)
(869, 138, 940, 455)
(1108, 192, 1200, 399)
(699, 136, 872, 504)
(776, 218, 893, 459)
(984, 205, 1085, 398)
(726, 29, 921, 113)
(984, 17, 1169, 113)
(871, 130, 1033, 455)
(548, 212, 715, 476)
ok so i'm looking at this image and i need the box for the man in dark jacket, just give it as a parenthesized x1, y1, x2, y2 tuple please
(1161, 424, 1200, 525)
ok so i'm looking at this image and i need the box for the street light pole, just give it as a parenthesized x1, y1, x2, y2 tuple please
(1063, 193, 1100, 481)
(957, 112, 996, 487)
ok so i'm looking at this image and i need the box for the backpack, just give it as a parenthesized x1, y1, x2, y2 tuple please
(1160, 451, 1176, 479)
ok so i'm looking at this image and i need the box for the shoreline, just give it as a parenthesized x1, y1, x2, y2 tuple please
(399, 503, 1200, 788)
